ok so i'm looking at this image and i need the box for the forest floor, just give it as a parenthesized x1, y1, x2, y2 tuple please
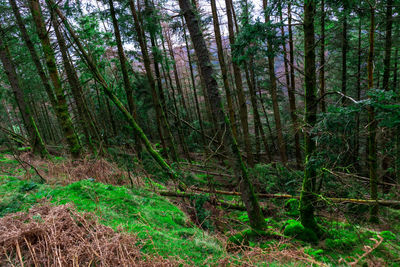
(0, 149, 399, 266)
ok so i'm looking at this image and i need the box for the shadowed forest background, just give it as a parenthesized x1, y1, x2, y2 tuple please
(0, 0, 399, 265)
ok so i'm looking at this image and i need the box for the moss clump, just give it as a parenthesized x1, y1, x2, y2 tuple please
(380, 230, 396, 241)
(283, 219, 318, 243)
(228, 228, 282, 246)
(284, 198, 300, 217)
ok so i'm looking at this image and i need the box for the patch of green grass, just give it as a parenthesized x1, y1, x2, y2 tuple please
(0, 175, 223, 264)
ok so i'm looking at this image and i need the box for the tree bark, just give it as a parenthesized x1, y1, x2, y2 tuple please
(263, 0, 287, 164)
(178, 0, 265, 230)
(382, 0, 393, 91)
(0, 28, 48, 157)
(341, 13, 348, 105)
(367, 5, 378, 223)
(319, 0, 326, 113)
(210, 0, 237, 139)
(28, 0, 81, 158)
(299, 0, 320, 234)
(225, 0, 254, 167)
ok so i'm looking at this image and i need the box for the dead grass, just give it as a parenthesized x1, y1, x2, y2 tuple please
(218, 242, 328, 266)
(16, 152, 145, 187)
(0, 203, 184, 266)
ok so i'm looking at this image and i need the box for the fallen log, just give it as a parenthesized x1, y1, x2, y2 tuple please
(159, 188, 400, 209)
(158, 191, 267, 212)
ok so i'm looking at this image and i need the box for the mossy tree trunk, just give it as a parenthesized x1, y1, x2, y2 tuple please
(178, 0, 265, 230)
(50, 1, 183, 184)
(28, 0, 81, 158)
(225, 0, 254, 167)
(0, 27, 48, 157)
(288, 2, 302, 167)
(108, 0, 142, 155)
(299, 0, 320, 234)
(263, 0, 287, 165)
(367, 4, 378, 223)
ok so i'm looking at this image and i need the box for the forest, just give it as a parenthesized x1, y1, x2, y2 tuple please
(0, 0, 399, 265)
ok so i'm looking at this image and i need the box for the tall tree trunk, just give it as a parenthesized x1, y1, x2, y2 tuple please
(210, 0, 237, 139)
(263, 0, 287, 164)
(354, 19, 362, 168)
(367, 5, 378, 223)
(300, 0, 320, 234)
(178, 0, 265, 230)
(181, 16, 206, 147)
(52, 1, 185, 186)
(0, 28, 48, 157)
(128, 0, 170, 158)
(248, 58, 272, 162)
(28, 0, 81, 158)
(341, 12, 348, 104)
(382, 0, 393, 91)
(225, 0, 254, 167)
(108, 0, 142, 154)
(319, 0, 326, 113)
(52, 16, 95, 151)
(165, 28, 189, 121)
(394, 49, 398, 91)
(286, 2, 302, 168)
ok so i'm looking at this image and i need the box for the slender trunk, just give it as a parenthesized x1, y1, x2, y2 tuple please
(248, 58, 272, 162)
(52, 1, 184, 185)
(0, 31, 48, 157)
(179, 0, 265, 230)
(225, 0, 254, 167)
(286, 2, 302, 168)
(210, 0, 237, 139)
(52, 16, 94, 151)
(9, 0, 57, 109)
(165, 29, 189, 120)
(108, 0, 141, 154)
(319, 0, 326, 112)
(367, 5, 378, 223)
(382, 0, 393, 91)
(181, 17, 206, 147)
(394, 49, 398, 91)
(341, 13, 348, 104)
(354, 20, 362, 167)
(128, 0, 169, 157)
(263, 0, 287, 164)
(300, 0, 320, 234)
(29, 0, 81, 158)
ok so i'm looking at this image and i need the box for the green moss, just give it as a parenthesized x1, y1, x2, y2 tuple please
(284, 198, 300, 217)
(228, 228, 282, 246)
(380, 230, 396, 241)
(283, 219, 318, 243)
(0, 177, 222, 264)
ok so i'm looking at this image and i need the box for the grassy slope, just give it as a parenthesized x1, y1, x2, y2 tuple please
(1, 152, 400, 266)
(0, 154, 222, 264)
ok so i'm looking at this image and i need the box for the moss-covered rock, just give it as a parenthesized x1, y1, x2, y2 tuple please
(228, 228, 282, 246)
(283, 219, 318, 243)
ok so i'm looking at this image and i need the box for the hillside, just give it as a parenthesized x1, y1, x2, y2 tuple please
(1, 151, 399, 266)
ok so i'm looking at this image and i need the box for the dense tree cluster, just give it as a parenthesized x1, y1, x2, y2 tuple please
(0, 0, 399, 234)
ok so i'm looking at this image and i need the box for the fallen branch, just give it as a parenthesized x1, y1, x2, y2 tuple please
(160, 188, 400, 209)
(158, 190, 269, 212)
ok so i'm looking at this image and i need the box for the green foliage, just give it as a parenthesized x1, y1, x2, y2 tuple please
(0, 174, 223, 264)
(284, 198, 300, 217)
(249, 163, 301, 194)
(282, 219, 318, 243)
(228, 228, 282, 246)
(380, 230, 396, 241)
(189, 194, 213, 231)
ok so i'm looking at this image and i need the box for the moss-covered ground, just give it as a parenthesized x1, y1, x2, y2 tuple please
(1, 152, 400, 266)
